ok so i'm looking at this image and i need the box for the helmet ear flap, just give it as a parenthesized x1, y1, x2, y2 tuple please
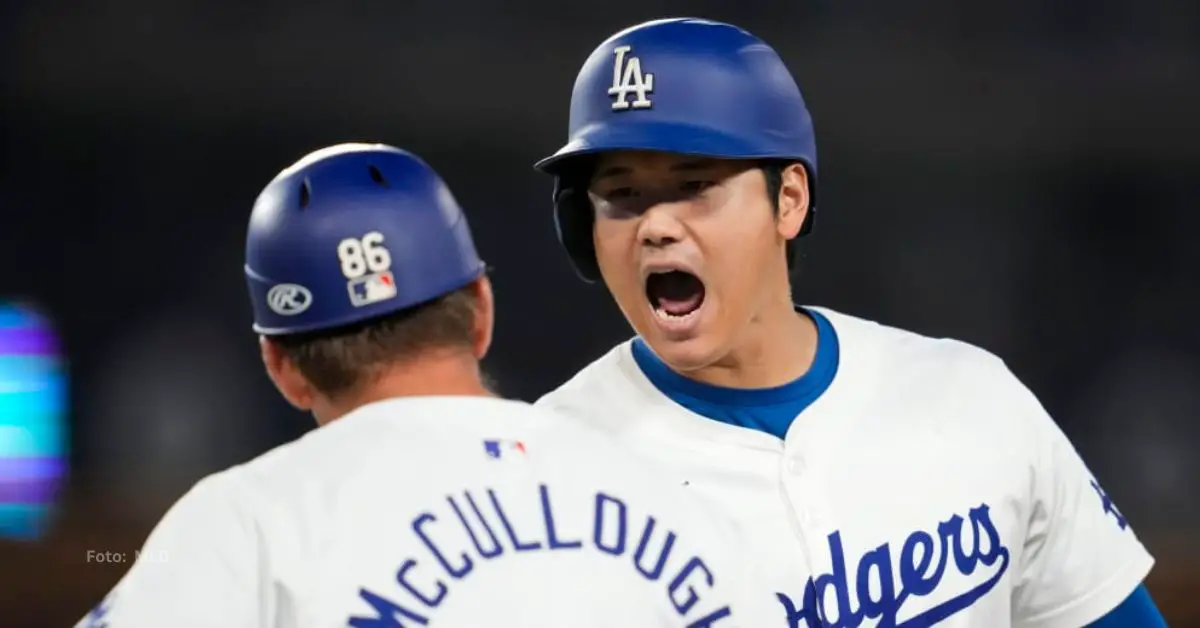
(552, 176, 601, 283)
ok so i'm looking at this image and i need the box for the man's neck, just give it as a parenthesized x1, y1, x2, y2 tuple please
(312, 351, 492, 426)
(689, 299, 819, 390)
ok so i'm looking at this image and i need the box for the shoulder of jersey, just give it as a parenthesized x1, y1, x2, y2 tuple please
(542, 338, 643, 398)
(813, 306, 1028, 402)
(174, 397, 715, 554)
(535, 339, 647, 419)
(816, 307, 1012, 377)
(219, 397, 566, 494)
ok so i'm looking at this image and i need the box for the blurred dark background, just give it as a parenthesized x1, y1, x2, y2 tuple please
(1, 1, 1197, 625)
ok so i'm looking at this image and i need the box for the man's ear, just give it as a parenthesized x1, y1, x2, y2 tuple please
(469, 276, 495, 360)
(775, 163, 810, 241)
(260, 336, 316, 411)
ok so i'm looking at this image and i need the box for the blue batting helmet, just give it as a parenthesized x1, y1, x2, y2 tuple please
(534, 18, 818, 282)
(245, 143, 486, 336)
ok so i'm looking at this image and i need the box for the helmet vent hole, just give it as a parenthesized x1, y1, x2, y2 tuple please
(368, 165, 388, 187)
(299, 178, 312, 209)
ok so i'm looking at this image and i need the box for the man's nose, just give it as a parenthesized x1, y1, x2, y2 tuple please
(636, 201, 689, 248)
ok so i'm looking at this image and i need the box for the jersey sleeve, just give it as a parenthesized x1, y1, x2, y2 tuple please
(1005, 369, 1155, 628)
(74, 472, 266, 628)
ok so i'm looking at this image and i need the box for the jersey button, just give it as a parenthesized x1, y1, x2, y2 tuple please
(787, 456, 806, 474)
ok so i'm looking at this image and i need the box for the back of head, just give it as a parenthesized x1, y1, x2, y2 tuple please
(244, 143, 488, 401)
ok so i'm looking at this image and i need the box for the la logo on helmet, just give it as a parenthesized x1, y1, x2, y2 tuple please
(608, 45, 654, 111)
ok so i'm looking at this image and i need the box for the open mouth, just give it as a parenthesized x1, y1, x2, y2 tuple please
(645, 270, 706, 320)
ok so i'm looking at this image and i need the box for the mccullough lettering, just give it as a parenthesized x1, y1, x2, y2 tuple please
(348, 484, 733, 627)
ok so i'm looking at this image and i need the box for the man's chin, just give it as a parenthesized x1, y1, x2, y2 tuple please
(641, 334, 721, 375)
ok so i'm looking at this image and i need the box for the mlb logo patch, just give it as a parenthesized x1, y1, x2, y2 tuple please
(347, 271, 397, 307)
(483, 439, 526, 459)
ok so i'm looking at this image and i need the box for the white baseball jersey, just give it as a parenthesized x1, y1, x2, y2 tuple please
(75, 396, 780, 628)
(537, 307, 1155, 628)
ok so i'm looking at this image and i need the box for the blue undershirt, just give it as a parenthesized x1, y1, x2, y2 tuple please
(630, 308, 839, 441)
(630, 308, 1163, 625)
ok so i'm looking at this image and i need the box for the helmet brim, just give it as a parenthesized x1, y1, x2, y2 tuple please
(534, 119, 805, 174)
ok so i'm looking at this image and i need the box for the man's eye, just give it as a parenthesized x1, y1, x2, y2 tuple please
(604, 187, 637, 200)
(681, 180, 714, 193)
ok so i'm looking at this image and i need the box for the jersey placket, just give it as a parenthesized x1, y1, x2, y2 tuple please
(781, 415, 840, 626)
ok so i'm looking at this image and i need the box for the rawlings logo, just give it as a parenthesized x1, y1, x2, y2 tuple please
(778, 504, 1010, 628)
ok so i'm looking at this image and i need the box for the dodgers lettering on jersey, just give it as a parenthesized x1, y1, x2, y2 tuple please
(776, 504, 1009, 628)
(349, 482, 733, 627)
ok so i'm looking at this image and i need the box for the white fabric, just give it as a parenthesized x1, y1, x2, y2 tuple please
(538, 307, 1154, 628)
(76, 396, 780, 628)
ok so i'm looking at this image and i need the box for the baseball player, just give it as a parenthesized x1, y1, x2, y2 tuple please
(74, 143, 781, 628)
(533, 18, 1166, 628)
